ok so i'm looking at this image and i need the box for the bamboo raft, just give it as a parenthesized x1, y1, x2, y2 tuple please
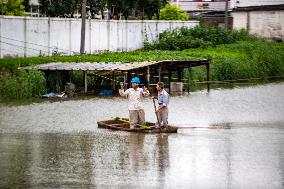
(97, 118, 178, 133)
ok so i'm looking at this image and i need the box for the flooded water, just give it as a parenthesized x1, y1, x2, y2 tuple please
(1, 82, 284, 188)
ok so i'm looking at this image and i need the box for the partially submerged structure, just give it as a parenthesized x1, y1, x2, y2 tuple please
(21, 59, 211, 94)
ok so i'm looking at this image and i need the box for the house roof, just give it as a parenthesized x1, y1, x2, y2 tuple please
(20, 59, 210, 72)
(233, 4, 284, 11)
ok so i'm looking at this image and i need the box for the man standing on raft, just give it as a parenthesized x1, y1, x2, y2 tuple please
(119, 77, 150, 129)
(152, 82, 169, 128)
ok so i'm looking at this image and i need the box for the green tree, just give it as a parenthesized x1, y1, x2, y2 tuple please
(23, 0, 30, 12)
(65, 0, 80, 18)
(39, 0, 79, 17)
(136, 0, 163, 20)
(107, 0, 135, 20)
(117, 0, 135, 20)
(153, 3, 189, 20)
(39, 0, 51, 16)
(88, 0, 107, 19)
(3, 0, 25, 16)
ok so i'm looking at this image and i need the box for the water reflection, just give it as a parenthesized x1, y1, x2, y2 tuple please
(0, 127, 284, 188)
(156, 134, 169, 189)
(1, 82, 284, 188)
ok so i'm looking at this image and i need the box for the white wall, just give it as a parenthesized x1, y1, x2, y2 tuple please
(232, 10, 284, 40)
(230, 0, 284, 8)
(0, 16, 199, 58)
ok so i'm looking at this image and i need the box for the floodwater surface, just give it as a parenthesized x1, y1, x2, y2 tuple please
(0, 82, 284, 188)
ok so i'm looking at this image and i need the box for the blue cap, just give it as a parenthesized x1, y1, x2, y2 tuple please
(131, 77, 140, 84)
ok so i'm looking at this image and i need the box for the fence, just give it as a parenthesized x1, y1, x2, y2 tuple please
(0, 16, 199, 58)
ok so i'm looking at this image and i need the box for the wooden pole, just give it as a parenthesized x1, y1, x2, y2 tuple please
(188, 65, 192, 92)
(127, 72, 131, 88)
(147, 66, 150, 88)
(153, 99, 161, 127)
(225, 0, 229, 30)
(168, 70, 172, 94)
(124, 71, 128, 90)
(112, 71, 116, 92)
(206, 63, 210, 92)
(84, 70, 88, 93)
(1, 0, 3, 16)
(158, 66, 162, 82)
(177, 68, 182, 82)
(80, 0, 87, 54)
(246, 11, 250, 31)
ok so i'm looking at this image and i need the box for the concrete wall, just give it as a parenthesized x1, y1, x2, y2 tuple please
(232, 10, 284, 40)
(203, 16, 233, 29)
(230, 0, 284, 8)
(0, 16, 199, 58)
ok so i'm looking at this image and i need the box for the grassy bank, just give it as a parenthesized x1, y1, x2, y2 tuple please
(186, 41, 284, 81)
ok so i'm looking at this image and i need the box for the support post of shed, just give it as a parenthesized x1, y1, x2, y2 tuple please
(206, 62, 210, 92)
(178, 68, 182, 82)
(146, 66, 150, 88)
(124, 71, 128, 90)
(158, 65, 161, 82)
(84, 70, 88, 94)
(127, 72, 131, 88)
(188, 65, 192, 92)
(112, 71, 116, 92)
(168, 70, 172, 94)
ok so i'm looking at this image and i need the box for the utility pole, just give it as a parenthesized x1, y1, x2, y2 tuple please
(80, 0, 87, 54)
(224, 0, 229, 30)
(1, 0, 4, 16)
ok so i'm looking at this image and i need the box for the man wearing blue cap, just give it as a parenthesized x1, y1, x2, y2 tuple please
(119, 77, 150, 128)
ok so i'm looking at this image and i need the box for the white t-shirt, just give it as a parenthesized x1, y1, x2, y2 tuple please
(119, 87, 150, 110)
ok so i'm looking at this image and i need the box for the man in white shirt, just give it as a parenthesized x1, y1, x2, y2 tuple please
(119, 77, 150, 128)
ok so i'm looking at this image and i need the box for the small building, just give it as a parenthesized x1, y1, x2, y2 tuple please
(26, 0, 40, 17)
(170, 0, 230, 14)
(170, 0, 233, 29)
(231, 0, 284, 41)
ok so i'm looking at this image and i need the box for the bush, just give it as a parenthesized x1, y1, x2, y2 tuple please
(185, 41, 284, 81)
(0, 70, 46, 100)
(144, 26, 259, 50)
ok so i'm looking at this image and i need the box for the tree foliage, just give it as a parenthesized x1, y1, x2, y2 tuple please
(135, 0, 163, 19)
(88, 0, 107, 19)
(39, 0, 79, 17)
(38, 0, 168, 19)
(2, 0, 25, 16)
(153, 3, 189, 20)
(106, 0, 136, 20)
(23, 0, 30, 12)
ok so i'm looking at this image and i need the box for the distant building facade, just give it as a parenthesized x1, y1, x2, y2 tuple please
(28, 0, 40, 16)
(170, 0, 230, 14)
(231, 0, 284, 41)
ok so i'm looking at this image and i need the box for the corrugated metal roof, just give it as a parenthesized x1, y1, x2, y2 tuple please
(20, 59, 209, 71)
(21, 61, 159, 71)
